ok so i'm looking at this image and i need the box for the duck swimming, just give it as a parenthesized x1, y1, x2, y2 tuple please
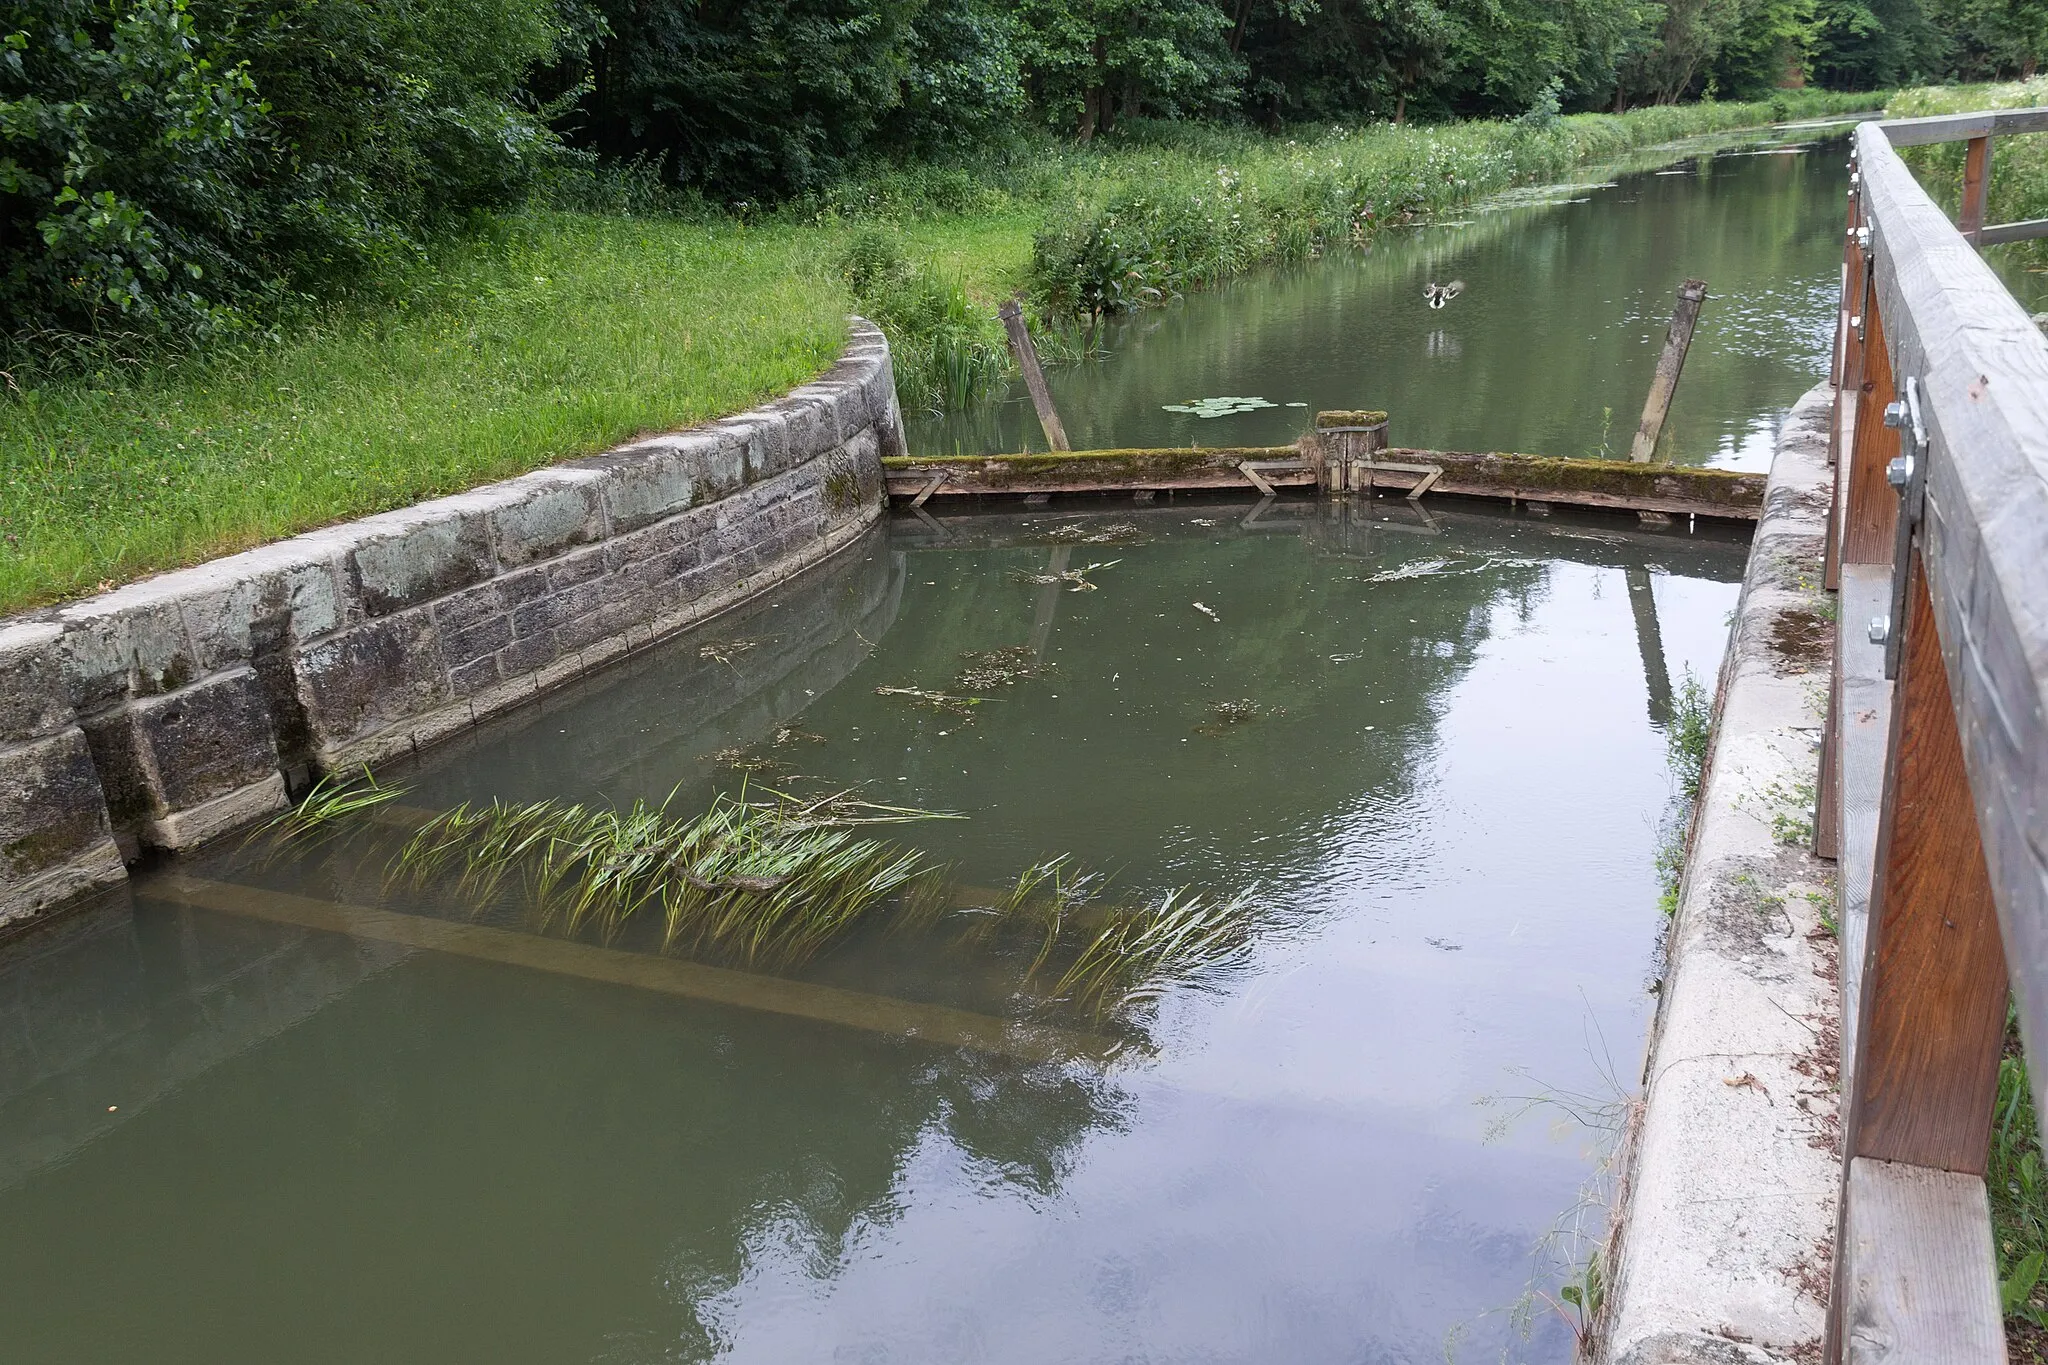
(1423, 280, 1465, 309)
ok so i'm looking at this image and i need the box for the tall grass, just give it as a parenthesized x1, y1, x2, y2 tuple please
(1888, 78, 2048, 292)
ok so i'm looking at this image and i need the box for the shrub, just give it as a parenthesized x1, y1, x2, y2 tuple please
(0, 0, 579, 359)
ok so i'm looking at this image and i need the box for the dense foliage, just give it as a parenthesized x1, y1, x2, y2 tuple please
(0, 0, 582, 344)
(0, 0, 2038, 355)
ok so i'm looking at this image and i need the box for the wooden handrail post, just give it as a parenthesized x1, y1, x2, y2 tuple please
(1828, 551, 2009, 1360)
(1628, 279, 1709, 463)
(1959, 135, 1994, 242)
(998, 298, 1071, 452)
(1842, 552, 2008, 1172)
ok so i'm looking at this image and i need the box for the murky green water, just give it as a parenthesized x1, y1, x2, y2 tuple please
(0, 130, 1833, 1364)
(909, 131, 1852, 469)
(0, 499, 1751, 1364)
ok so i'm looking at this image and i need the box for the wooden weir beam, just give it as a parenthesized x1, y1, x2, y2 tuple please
(146, 874, 1118, 1066)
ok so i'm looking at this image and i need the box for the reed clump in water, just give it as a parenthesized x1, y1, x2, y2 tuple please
(270, 778, 1260, 1025)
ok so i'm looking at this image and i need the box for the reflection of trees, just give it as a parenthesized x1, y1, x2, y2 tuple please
(907, 137, 1848, 468)
(0, 902, 1128, 1362)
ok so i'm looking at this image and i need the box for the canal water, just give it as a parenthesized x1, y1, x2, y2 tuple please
(909, 129, 1853, 470)
(0, 130, 1831, 1365)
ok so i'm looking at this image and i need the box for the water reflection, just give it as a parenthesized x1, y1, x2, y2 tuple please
(0, 501, 1750, 1363)
(909, 135, 1849, 470)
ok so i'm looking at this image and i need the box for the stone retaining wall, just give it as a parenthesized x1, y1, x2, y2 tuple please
(0, 320, 902, 931)
(1598, 382, 1841, 1363)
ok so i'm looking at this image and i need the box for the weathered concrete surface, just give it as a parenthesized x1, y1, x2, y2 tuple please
(1599, 382, 1841, 1364)
(0, 320, 901, 928)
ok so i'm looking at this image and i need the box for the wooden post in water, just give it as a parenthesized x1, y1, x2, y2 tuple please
(1629, 279, 1709, 463)
(998, 299, 1071, 452)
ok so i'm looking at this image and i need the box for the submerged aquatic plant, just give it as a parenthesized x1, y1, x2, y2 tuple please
(272, 776, 1265, 1027)
(396, 787, 945, 965)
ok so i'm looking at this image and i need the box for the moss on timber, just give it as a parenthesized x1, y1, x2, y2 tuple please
(1408, 449, 1765, 509)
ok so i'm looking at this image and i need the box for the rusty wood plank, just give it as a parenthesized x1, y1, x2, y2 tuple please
(149, 874, 1116, 1065)
(1842, 298, 1899, 564)
(1844, 555, 2006, 1174)
(1840, 1157, 2006, 1364)
(1959, 136, 1994, 242)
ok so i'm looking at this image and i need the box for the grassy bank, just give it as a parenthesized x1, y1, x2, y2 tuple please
(1888, 77, 2048, 312)
(0, 88, 1877, 613)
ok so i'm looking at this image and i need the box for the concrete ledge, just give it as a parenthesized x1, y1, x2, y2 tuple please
(1600, 382, 1843, 1363)
(0, 319, 902, 927)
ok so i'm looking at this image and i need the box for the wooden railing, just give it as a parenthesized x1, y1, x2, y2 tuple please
(1817, 109, 2048, 1361)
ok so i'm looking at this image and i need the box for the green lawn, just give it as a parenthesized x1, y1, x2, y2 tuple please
(0, 214, 856, 611)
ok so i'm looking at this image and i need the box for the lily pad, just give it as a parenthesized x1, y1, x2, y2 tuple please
(1162, 396, 1280, 419)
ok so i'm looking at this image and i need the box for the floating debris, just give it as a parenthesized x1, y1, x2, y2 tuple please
(1048, 521, 1145, 544)
(955, 645, 1056, 690)
(1364, 555, 1542, 583)
(772, 726, 827, 748)
(1368, 557, 1455, 582)
(1190, 518, 1220, 527)
(876, 685, 988, 720)
(707, 746, 786, 773)
(1194, 698, 1287, 735)
(1011, 559, 1120, 592)
(1424, 936, 1464, 951)
(1193, 602, 1219, 621)
(1162, 396, 1280, 418)
(1285, 402, 1309, 407)
(700, 640, 759, 667)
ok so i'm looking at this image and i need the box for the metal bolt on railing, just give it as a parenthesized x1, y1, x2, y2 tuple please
(1884, 400, 1910, 429)
(1869, 615, 1891, 646)
(1888, 455, 1916, 489)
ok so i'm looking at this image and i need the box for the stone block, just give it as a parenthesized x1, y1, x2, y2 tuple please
(0, 624, 73, 743)
(54, 583, 199, 710)
(488, 469, 608, 568)
(82, 669, 282, 842)
(588, 434, 707, 534)
(173, 539, 345, 674)
(497, 631, 561, 679)
(346, 496, 498, 616)
(442, 614, 513, 665)
(294, 612, 452, 754)
(0, 729, 124, 921)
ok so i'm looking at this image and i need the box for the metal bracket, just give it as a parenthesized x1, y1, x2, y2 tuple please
(1880, 375, 1929, 680)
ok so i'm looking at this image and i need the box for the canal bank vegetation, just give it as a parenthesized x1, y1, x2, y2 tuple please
(1889, 74, 2048, 282)
(0, 0, 2025, 610)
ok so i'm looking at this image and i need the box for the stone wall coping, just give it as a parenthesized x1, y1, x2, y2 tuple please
(1599, 381, 1842, 1363)
(0, 317, 901, 929)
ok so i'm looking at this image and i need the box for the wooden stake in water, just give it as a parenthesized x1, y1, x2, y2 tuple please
(998, 298, 1071, 452)
(1629, 279, 1708, 464)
